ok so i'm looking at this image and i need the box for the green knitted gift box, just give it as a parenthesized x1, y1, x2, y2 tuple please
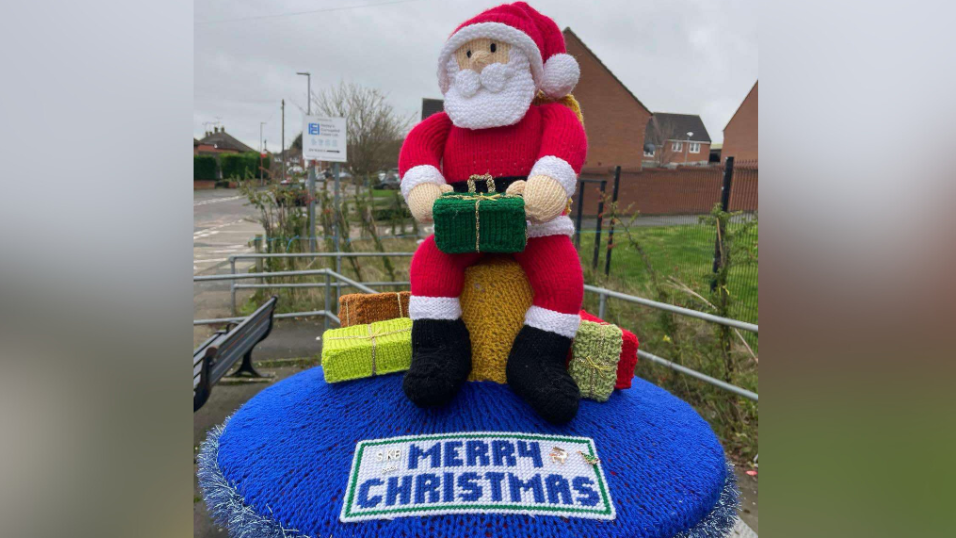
(433, 191, 526, 254)
(569, 320, 624, 402)
(321, 318, 412, 383)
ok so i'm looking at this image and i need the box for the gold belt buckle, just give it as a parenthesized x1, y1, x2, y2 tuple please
(467, 174, 495, 193)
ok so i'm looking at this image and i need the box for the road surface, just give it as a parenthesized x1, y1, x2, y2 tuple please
(193, 189, 263, 275)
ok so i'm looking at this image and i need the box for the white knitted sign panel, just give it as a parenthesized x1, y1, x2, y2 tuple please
(340, 432, 615, 522)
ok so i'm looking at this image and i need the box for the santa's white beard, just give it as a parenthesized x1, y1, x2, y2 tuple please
(443, 52, 536, 130)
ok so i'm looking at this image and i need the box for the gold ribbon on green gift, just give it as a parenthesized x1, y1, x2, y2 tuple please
(325, 325, 410, 375)
(441, 174, 521, 252)
(581, 354, 616, 399)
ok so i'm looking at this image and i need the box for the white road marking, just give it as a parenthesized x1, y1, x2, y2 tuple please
(193, 220, 244, 240)
(194, 195, 244, 207)
(194, 216, 263, 275)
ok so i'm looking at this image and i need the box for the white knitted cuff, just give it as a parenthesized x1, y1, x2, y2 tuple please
(409, 296, 461, 321)
(530, 155, 576, 197)
(527, 215, 575, 238)
(524, 306, 581, 339)
(401, 165, 446, 201)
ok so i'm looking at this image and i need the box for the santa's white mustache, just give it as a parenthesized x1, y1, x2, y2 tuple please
(454, 63, 515, 97)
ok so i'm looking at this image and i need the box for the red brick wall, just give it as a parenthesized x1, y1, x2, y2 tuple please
(572, 164, 758, 217)
(564, 29, 652, 172)
(722, 82, 758, 162)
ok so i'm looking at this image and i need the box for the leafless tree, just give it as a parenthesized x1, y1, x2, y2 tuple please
(645, 116, 678, 167)
(312, 81, 413, 184)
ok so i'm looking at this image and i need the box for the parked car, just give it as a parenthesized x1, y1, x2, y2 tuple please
(277, 178, 308, 207)
(322, 169, 353, 181)
(376, 176, 400, 190)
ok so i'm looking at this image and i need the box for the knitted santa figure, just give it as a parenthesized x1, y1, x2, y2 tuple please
(400, 2, 586, 423)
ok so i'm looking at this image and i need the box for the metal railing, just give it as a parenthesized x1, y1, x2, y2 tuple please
(227, 252, 414, 315)
(195, 252, 758, 401)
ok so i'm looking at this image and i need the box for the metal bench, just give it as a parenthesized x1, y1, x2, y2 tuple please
(194, 296, 278, 412)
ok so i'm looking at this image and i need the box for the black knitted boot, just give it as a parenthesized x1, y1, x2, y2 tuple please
(506, 325, 580, 424)
(402, 318, 473, 408)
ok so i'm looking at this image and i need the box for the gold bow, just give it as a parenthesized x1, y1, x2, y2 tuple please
(443, 175, 520, 252)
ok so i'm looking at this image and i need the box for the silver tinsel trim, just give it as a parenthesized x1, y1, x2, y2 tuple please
(674, 462, 741, 538)
(198, 421, 741, 538)
(197, 419, 309, 538)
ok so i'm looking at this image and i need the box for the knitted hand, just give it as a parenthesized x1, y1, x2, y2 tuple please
(407, 183, 453, 222)
(521, 175, 568, 224)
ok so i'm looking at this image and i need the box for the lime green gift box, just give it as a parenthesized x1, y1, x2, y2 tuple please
(321, 318, 412, 383)
(569, 320, 624, 402)
(433, 191, 526, 254)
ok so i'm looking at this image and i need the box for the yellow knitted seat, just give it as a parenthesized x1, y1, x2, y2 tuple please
(461, 256, 533, 384)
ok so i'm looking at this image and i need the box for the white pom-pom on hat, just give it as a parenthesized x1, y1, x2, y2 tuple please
(539, 53, 579, 98)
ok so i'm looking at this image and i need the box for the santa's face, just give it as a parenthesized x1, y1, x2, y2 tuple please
(443, 38, 537, 130)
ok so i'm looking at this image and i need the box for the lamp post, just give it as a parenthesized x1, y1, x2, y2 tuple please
(298, 71, 317, 252)
(259, 122, 266, 185)
(684, 131, 694, 164)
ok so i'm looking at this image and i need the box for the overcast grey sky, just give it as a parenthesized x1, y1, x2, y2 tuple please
(194, 0, 757, 151)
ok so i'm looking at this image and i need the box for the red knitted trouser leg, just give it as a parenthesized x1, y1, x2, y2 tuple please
(513, 234, 584, 315)
(409, 235, 480, 299)
(512, 234, 583, 338)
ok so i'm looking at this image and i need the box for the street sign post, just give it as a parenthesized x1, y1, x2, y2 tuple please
(302, 116, 347, 287)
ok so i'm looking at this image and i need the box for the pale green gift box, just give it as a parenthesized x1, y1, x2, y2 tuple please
(321, 318, 412, 383)
(569, 320, 624, 402)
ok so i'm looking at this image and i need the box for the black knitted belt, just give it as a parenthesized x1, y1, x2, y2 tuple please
(451, 176, 527, 194)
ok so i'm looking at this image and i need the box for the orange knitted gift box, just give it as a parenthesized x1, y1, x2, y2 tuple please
(338, 291, 411, 327)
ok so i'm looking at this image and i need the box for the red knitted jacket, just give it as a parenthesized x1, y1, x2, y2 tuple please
(399, 103, 587, 190)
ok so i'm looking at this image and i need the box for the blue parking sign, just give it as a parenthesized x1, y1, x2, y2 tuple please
(308, 123, 320, 135)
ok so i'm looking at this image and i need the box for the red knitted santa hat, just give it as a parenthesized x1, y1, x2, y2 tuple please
(437, 2, 580, 99)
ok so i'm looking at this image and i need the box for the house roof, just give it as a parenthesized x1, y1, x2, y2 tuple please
(724, 80, 757, 131)
(421, 98, 444, 120)
(645, 113, 712, 143)
(199, 128, 255, 153)
(562, 28, 651, 116)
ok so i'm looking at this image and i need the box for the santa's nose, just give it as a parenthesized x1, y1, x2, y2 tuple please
(468, 50, 492, 73)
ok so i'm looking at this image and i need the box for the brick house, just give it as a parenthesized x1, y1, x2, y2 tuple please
(563, 28, 652, 173)
(194, 138, 223, 156)
(642, 113, 712, 167)
(721, 81, 758, 163)
(198, 126, 255, 154)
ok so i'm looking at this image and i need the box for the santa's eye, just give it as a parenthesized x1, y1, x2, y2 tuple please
(490, 43, 497, 53)
(466, 50, 472, 58)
